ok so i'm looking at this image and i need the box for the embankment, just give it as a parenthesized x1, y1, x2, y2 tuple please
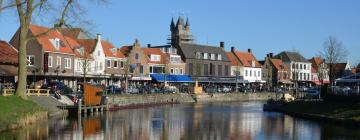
(264, 101, 360, 127)
(0, 96, 48, 132)
(107, 92, 278, 106)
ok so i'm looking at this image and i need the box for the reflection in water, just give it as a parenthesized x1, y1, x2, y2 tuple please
(1, 101, 360, 140)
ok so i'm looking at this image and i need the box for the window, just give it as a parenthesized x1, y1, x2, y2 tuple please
(170, 68, 174, 74)
(106, 60, 111, 68)
(204, 53, 208, 59)
(27, 55, 35, 66)
(56, 56, 61, 68)
(204, 64, 209, 75)
(48, 56, 53, 67)
(300, 64, 303, 69)
(140, 65, 144, 74)
(99, 62, 103, 70)
(224, 66, 229, 76)
(175, 68, 180, 75)
(170, 55, 181, 63)
(296, 64, 299, 69)
(304, 64, 307, 70)
(258, 71, 261, 77)
(218, 65, 222, 76)
(210, 53, 215, 60)
(76, 61, 82, 72)
(180, 69, 183, 74)
(292, 64, 295, 69)
(64, 58, 71, 69)
(300, 72, 303, 80)
(114, 61, 118, 68)
(189, 63, 193, 75)
(196, 52, 202, 59)
(120, 61, 124, 68)
(217, 54, 222, 60)
(135, 53, 139, 60)
(245, 70, 248, 76)
(150, 55, 161, 62)
(98, 50, 101, 56)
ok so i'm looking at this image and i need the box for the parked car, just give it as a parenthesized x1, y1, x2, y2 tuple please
(128, 87, 139, 94)
(164, 86, 179, 94)
(106, 85, 122, 94)
(238, 87, 252, 93)
(306, 88, 319, 98)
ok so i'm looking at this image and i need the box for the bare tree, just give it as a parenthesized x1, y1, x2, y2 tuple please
(320, 36, 348, 85)
(0, 0, 106, 99)
(122, 58, 131, 94)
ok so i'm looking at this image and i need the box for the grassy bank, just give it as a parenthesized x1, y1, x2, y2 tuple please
(274, 101, 360, 125)
(0, 96, 46, 132)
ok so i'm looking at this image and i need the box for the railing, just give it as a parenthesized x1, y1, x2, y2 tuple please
(2, 89, 15, 96)
(2, 89, 50, 96)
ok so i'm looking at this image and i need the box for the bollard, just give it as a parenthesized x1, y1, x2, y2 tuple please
(78, 99, 82, 115)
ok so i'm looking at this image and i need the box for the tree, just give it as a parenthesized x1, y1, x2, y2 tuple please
(320, 36, 348, 85)
(0, 0, 106, 99)
(122, 58, 131, 94)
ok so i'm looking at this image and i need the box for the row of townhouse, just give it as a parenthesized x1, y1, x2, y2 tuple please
(8, 25, 126, 89)
(0, 16, 355, 91)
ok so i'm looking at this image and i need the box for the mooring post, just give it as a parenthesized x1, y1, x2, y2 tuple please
(78, 99, 82, 115)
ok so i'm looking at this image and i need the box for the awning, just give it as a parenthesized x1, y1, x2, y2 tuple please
(150, 74, 193, 83)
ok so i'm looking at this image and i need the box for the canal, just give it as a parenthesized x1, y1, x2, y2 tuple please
(1, 101, 360, 140)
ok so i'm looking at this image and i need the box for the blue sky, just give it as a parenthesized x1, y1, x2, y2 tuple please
(0, 0, 359, 65)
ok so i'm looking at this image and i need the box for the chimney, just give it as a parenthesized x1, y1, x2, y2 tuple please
(96, 34, 101, 41)
(269, 53, 273, 58)
(247, 48, 252, 53)
(220, 41, 224, 49)
(147, 44, 151, 48)
(231, 46, 236, 52)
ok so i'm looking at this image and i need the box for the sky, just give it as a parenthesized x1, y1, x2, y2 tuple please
(0, 0, 359, 65)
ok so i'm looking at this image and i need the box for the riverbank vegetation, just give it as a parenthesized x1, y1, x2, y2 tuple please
(0, 96, 46, 132)
(279, 101, 360, 124)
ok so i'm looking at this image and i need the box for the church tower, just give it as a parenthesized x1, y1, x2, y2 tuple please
(168, 16, 194, 46)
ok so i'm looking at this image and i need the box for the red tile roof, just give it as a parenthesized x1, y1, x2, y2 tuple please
(76, 39, 125, 59)
(0, 40, 18, 64)
(309, 57, 324, 72)
(226, 52, 242, 66)
(233, 51, 261, 67)
(270, 59, 288, 71)
(101, 41, 125, 58)
(76, 39, 97, 55)
(29, 25, 75, 55)
(142, 48, 166, 64)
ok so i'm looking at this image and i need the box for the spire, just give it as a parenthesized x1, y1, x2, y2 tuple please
(170, 17, 175, 31)
(176, 16, 184, 27)
(185, 17, 190, 27)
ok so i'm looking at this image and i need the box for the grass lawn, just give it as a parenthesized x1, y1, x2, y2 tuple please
(0, 96, 43, 129)
(282, 101, 360, 121)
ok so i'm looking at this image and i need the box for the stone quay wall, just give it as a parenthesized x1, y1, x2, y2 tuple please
(107, 92, 279, 106)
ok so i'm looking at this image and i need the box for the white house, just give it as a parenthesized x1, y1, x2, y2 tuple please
(229, 47, 263, 83)
(274, 51, 312, 85)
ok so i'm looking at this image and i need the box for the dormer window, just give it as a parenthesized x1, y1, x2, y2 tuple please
(77, 47, 84, 56)
(111, 48, 117, 55)
(150, 55, 161, 62)
(252, 60, 255, 67)
(49, 38, 62, 50)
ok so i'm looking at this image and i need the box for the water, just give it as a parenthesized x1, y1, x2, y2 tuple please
(1, 101, 360, 140)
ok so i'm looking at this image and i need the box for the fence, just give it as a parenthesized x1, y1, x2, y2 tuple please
(2, 89, 50, 96)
